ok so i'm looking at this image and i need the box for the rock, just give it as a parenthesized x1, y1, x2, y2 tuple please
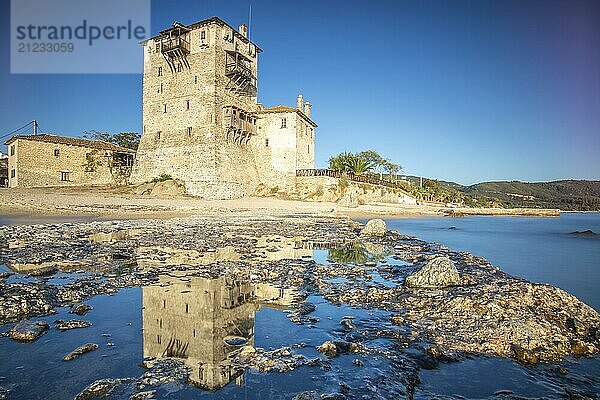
(391, 315, 404, 325)
(317, 341, 338, 358)
(75, 378, 122, 400)
(569, 230, 597, 236)
(404, 257, 460, 288)
(317, 340, 361, 358)
(55, 319, 92, 330)
(360, 219, 386, 237)
(71, 303, 93, 316)
(293, 391, 318, 400)
(129, 390, 156, 400)
(238, 345, 257, 359)
(340, 318, 356, 330)
(9, 320, 49, 342)
(321, 394, 347, 400)
(511, 344, 539, 364)
(64, 343, 99, 361)
(223, 336, 248, 347)
(338, 186, 360, 208)
(353, 358, 363, 366)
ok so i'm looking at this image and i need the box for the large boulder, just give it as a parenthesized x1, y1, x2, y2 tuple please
(404, 256, 460, 288)
(360, 219, 387, 237)
(9, 320, 49, 342)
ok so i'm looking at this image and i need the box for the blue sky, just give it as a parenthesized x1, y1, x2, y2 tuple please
(1, 0, 599, 185)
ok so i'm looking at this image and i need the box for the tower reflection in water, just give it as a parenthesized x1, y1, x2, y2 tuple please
(142, 275, 296, 391)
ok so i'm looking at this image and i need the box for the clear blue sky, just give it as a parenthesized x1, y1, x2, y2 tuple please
(1, 0, 599, 185)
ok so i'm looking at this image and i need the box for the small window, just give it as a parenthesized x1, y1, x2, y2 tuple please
(10, 169, 15, 178)
(158, 83, 163, 94)
(186, 100, 190, 110)
(177, 63, 182, 72)
(201, 31, 206, 40)
(265, 138, 269, 147)
(163, 104, 167, 113)
(158, 66, 162, 76)
(10, 145, 15, 156)
(187, 127, 192, 136)
(194, 76, 197, 84)
(60, 172, 70, 181)
(281, 118, 287, 128)
(308, 145, 310, 154)
(54, 149, 60, 157)
(185, 303, 189, 313)
(156, 131, 161, 140)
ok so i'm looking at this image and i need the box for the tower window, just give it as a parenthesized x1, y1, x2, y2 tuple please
(194, 76, 197, 84)
(187, 127, 192, 136)
(163, 104, 167, 113)
(308, 145, 310, 154)
(158, 83, 163, 94)
(265, 138, 269, 147)
(185, 303, 189, 313)
(10, 169, 15, 178)
(156, 131, 161, 140)
(158, 66, 162, 76)
(54, 149, 60, 157)
(60, 172, 70, 181)
(177, 63, 182, 73)
(281, 118, 287, 128)
(201, 31, 206, 40)
(10, 145, 15, 156)
(186, 100, 190, 110)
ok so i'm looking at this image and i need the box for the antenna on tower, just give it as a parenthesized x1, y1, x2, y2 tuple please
(248, 1, 253, 40)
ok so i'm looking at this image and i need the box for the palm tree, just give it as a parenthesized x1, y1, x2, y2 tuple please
(346, 155, 374, 175)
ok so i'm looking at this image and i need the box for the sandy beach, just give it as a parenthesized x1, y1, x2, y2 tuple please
(0, 186, 561, 220)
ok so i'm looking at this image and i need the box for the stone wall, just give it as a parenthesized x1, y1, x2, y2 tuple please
(7, 139, 119, 188)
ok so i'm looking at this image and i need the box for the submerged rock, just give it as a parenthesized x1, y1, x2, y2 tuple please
(360, 219, 387, 237)
(404, 256, 460, 288)
(9, 320, 49, 342)
(317, 340, 362, 358)
(55, 319, 92, 331)
(70, 303, 93, 316)
(340, 318, 356, 330)
(63, 343, 99, 361)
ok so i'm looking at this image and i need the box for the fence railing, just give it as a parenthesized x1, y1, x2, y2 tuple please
(296, 169, 414, 196)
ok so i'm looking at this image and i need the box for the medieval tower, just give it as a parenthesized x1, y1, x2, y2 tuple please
(130, 17, 316, 199)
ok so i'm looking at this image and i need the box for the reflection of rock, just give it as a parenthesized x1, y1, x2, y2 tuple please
(10, 320, 49, 342)
(360, 219, 386, 237)
(142, 276, 296, 391)
(404, 257, 460, 288)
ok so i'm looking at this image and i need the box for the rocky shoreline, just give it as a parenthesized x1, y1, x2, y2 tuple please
(0, 215, 599, 398)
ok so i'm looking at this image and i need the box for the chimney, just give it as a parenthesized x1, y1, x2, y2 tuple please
(304, 102, 312, 118)
(297, 94, 304, 112)
(238, 24, 248, 38)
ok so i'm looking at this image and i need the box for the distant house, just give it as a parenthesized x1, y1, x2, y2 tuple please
(0, 152, 8, 187)
(4, 134, 135, 188)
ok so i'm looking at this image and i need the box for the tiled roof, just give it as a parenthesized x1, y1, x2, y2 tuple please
(4, 134, 136, 153)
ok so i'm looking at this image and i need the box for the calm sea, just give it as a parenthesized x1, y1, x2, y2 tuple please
(382, 212, 600, 311)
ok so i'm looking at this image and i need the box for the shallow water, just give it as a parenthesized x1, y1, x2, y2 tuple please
(0, 215, 599, 399)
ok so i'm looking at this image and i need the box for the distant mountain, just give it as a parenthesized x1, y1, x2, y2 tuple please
(460, 180, 600, 211)
(398, 176, 600, 211)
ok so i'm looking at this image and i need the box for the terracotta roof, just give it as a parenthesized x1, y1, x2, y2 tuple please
(4, 134, 136, 153)
(258, 105, 318, 127)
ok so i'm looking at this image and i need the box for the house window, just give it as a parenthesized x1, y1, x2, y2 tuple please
(158, 66, 162, 76)
(10, 145, 15, 156)
(54, 149, 60, 157)
(281, 118, 287, 128)
(186, 100, 190, 110)
(156, 131, 161, 140)
(60, 172, 70, 181)
(187, 127, 192, 136)
(10, 169, 15, 178)
(163, 104, 167, 113)
(265, 138, 269, 147)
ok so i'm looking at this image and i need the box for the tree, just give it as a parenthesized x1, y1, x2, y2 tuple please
(345, 155, 374, 175)
(84, 130, 141, 150)
(384, 161, 401, 181)
(329, 152, 352, 172)
(357, 150, 386, 179)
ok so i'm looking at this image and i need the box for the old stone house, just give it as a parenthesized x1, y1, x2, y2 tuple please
(130, 17, 316, 199)
(4, 134, 135, 188)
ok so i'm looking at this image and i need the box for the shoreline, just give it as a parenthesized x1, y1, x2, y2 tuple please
(0, 186, 576, 221)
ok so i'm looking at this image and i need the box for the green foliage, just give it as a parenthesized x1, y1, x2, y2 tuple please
(84, 130, 141, 150)
(328, 152, 375, 175)
(150, 174, 172, 183)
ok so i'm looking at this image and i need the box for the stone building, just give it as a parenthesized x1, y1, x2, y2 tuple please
(4, 134, 135, 188)
(130, 17, 316, 199)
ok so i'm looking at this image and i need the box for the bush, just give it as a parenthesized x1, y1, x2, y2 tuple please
(150, 174, 172, 183)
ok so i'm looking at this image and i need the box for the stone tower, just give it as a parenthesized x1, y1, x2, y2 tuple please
(130, 18, 263, 199)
